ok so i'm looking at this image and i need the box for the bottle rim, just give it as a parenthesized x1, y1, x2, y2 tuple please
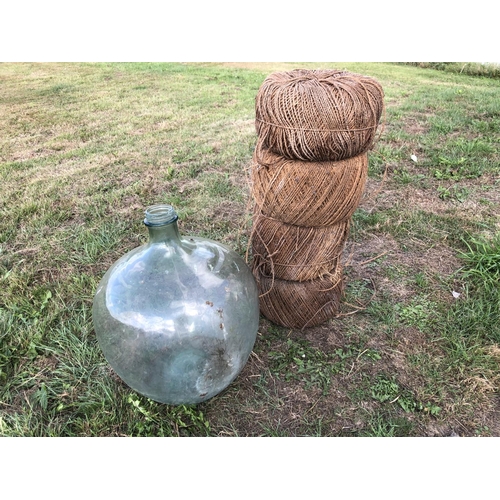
(144, 204, 178, 226)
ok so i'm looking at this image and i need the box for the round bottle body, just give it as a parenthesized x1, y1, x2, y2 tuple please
(92, 207, 260, 405)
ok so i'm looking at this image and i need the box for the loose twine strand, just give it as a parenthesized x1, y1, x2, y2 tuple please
(254, 117, 378, 133)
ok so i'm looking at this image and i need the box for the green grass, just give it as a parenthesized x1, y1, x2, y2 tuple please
(1, 62, 499, 436)
(448, 234, 500, 345)
(400, 62, 500, 79)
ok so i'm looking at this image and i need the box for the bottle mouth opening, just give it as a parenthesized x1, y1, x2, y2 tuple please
(144, 204, 178, 226)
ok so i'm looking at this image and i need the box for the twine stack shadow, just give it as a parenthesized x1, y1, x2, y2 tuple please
(250, 69, 384, 329)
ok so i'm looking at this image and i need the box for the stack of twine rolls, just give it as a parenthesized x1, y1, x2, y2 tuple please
(249, 69, 384, 329)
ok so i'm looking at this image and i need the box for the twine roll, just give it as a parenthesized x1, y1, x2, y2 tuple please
(252, 265, 344, 329)
(251, 210, 349, 282)
(255, 69, 384, 162)
(251, 146, 368, 227)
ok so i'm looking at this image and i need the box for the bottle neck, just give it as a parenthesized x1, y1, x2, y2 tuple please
(144, 204, 182, 244)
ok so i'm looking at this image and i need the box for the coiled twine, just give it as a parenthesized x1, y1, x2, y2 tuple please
(251, 210, 350, 282)
(251, 146, 368, 227)
(255, 69, 384, 162)
(253, 265, 344, 329)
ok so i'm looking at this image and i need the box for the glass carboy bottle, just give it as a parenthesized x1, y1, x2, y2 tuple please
(92, 204, 260, 405)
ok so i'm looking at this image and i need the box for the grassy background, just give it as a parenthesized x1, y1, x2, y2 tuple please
(1, 62, 499, 436)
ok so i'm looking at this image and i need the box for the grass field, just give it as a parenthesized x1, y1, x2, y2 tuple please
(1, 62, 499, 437)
